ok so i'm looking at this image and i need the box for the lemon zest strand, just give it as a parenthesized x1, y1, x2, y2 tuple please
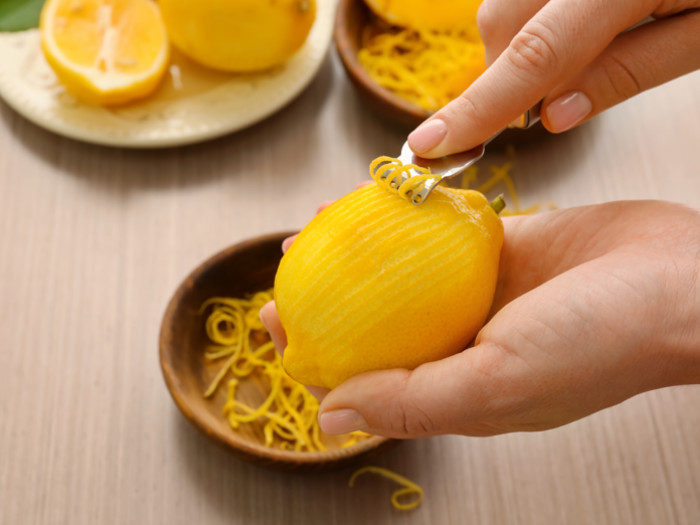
(349, 466, 424, 511)
(369, 156, 434, 201)
(203, 349, 240, 398)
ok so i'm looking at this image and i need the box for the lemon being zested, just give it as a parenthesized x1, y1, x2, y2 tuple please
(40, 0, 170, 106)
(274, 181, 504, 389)
(364, 0, 482, 31)
(159, 0, 316, 73)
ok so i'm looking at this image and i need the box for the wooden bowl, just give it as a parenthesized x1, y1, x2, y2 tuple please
(334, 0, 547, 144)
(159, 232, 395, 471)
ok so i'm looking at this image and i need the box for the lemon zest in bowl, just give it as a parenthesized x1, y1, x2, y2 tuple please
(201, 289, 367, 451)
(358, 24, 485, 111)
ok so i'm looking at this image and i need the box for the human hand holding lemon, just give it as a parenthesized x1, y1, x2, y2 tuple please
(261, 200, 700, 438)
(273, 182, 504, 390)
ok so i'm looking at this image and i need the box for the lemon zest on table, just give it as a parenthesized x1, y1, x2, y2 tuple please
(349, 466, 424, 511)
(201, 289, 368, 452)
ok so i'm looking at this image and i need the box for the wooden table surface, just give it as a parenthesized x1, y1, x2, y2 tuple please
(1, 45, 699, 525)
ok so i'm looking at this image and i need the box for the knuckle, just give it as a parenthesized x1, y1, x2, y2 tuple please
(394, 398, 437, 436)
(600, 53, 643, 101)
(446, 92, 480, 122)
(384, 371, 438, 436)
(506, 21, 559, 78)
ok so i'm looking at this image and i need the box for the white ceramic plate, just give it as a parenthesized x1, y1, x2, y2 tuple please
(0, 0, 334, 148)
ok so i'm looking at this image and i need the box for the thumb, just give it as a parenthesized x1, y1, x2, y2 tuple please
(317, 343, 517, 438)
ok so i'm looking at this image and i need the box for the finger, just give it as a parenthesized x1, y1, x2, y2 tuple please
(259, 301, 330, 401)
(281, 235, 298, 253)
(408, 0, 654, 156)
(543, 8, 700, 132)
(477, 0, 546, 65)
(317, 200, 334, 214)
(259, 301, 287, 355)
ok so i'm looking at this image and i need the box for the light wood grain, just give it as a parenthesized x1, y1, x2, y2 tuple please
(1, 47, 699, 525)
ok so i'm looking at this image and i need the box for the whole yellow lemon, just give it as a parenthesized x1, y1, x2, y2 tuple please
(159, 0, 316, 72)
(274, 183, 504, 389)
(363, 0, 482, 31)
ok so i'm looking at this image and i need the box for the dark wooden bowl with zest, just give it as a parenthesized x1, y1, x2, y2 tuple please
(159, 231, 395, 471)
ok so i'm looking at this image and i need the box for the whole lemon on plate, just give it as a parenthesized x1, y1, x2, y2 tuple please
(364, 0, 482, 31)
(159, 0, 316, 72)
(40, 0, 170, 106)
(274, 182, 504, 389)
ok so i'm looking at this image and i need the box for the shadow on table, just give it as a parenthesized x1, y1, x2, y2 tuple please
(0, 53, 336, 196)
(172, 409, 437, 525)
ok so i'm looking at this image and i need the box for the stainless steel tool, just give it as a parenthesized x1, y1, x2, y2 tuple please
(378, 105, 542, 205)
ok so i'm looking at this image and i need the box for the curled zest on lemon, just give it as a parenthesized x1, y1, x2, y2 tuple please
(370, 155, 506, 211)
(358, 25, 485, 112)
(201, 289, 367, 452)
(369, 156, 434, 201)
(349, 466, 424, 511)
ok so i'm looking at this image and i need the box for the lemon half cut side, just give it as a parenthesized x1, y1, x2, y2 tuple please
(40, 0, 170, 106)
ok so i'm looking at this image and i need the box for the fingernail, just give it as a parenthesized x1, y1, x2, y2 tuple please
(408, 119, 448, 154)
(545, 91, 592, 132)
(318, 408, 367, 434)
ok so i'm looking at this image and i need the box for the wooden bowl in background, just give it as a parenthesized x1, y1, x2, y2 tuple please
(334, 0, 547, 144)
(159, 232, 395, 471)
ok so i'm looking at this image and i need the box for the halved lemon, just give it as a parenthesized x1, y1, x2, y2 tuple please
(364, 0, 481, 31)
(40, 0, 170, 106)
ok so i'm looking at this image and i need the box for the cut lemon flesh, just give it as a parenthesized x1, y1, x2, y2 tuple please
(40, 0, 169, 106)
